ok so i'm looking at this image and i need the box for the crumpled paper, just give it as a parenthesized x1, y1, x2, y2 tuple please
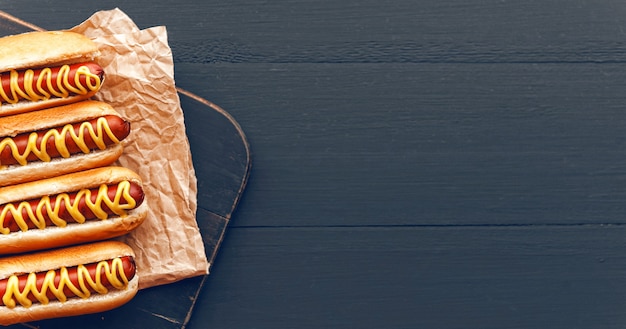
(68, 8, 209, 289)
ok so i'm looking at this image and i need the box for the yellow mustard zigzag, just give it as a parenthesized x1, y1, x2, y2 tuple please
(0, 181, 136, 234)
(2, 257, 129, 308)
(0, 117, 120, 166)
(0, 64, 101, 104)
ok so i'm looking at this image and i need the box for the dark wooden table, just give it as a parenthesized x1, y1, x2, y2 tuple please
(4, 1, 626, 328)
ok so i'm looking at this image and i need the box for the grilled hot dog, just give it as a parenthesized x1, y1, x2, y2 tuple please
(0, 100, 130, 187)
(0, 167, 147, 255)
(0, 31, 104, 116)
(0, 241, 139, 325)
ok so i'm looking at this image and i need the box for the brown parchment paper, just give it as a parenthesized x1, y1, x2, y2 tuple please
(68, 8, 209, 289)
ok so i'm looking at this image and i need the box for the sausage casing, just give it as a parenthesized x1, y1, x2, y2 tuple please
(0, 62, 104, 105)
(0, 115, 130, 166)
(0, 256, 135, 308)
(0, 181, 145, 233)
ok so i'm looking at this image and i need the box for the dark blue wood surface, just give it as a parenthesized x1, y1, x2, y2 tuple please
(4, 1, 626, 328)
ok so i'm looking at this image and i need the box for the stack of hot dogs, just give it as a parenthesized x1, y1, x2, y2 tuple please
(0, 31, 147, 325)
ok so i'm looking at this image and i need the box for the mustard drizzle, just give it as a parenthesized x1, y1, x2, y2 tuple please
(0, 116, 121, 166)
(2, 257, 130, 308)
(0, 64, 101, 105)
(0, 181, 137, 234)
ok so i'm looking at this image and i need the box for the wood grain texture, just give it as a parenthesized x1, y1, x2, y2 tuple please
(175, 62, 626, 227)
(187, 226, 626, 329)
(6, 1, 626, 65)
(181, 94, 250, 219)
(4, 1, 626, 328)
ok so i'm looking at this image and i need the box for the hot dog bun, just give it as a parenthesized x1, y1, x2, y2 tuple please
(0, 100, 128, 187)
(0, 241, 138, 326)
(0, 166, 147, 255)
(0, 31, 99, 71)
(0, 31, 103, 116)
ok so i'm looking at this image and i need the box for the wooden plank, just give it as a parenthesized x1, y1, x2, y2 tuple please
(175, 62, 626, 227)
(5, 1, 626, 64)
(187, 225, 626, 329)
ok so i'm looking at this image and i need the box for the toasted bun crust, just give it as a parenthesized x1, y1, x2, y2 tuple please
(0, 93, 101, 118)
(0, 167, 147, 255)
(0, 100, 119, 136)
(0, 144, 123, 187)
(0, 100, 127, 187)
(0, 166, 143, 204)
(0, 31, 99, 72)
(0, 31, 102, 116)
(0, 241, 138, 326)
(0, 240, 135, 277)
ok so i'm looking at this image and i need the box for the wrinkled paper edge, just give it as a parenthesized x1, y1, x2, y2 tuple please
(70, 8, 209, 289)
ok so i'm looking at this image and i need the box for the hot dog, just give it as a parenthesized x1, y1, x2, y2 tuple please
(0, 166, 147, 255)
(0, 115, 129, 166)
(0, 256, 135, 306)
(0, 241, 138, 326)
(1, 182, 143, 233)
(0, 100, 130, 187)
(0, 62, 104, 108)
(0, 31, 104, 116)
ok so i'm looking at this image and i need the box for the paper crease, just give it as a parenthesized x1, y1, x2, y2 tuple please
(69, 8, 208, 289)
